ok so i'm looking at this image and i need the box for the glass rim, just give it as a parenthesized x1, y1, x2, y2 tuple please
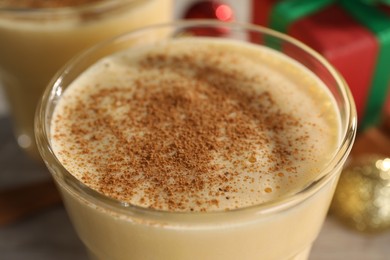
(0, 0, 145, 17)
(36, 20, 357, 221)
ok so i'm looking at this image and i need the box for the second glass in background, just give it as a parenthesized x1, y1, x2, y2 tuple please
(0, 0, 172, 160)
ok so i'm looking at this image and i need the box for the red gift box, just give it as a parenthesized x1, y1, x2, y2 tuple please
(252, 0, 390, 129)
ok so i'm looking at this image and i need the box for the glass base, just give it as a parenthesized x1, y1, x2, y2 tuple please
(86, 245, 312, 260)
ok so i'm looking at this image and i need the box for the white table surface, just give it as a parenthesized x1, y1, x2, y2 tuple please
(1, 1, 390, 259)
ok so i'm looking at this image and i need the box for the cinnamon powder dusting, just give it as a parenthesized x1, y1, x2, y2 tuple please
(51, 39, 337, 212)
(0, 0, 103, 8)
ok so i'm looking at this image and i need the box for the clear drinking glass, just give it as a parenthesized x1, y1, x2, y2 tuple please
(0, 0, 172, 160)
(36, 21, 357, 260)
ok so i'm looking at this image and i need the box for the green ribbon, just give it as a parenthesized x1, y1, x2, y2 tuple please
(269, 0, 336, 33)
(362, 0, 390, 5)
(266, 0, 335, 49)
(267, 0, 390, 129)
(339, 0, 390, 128)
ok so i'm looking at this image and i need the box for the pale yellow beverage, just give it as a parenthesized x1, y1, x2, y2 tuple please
(0, 0, 172, 160)
(36, 22, 356, 260)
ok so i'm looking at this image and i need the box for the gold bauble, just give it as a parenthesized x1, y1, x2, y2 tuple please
(330, 155, 390, 233)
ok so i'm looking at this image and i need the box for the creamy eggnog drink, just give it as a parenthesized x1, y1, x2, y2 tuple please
(0, 0, 172, 160)
(36, 22, 356, 260)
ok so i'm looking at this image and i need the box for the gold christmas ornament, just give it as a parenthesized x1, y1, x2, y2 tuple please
(330, 155, 390, 233)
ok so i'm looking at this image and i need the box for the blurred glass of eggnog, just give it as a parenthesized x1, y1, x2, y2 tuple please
(0, 0, 172, 160)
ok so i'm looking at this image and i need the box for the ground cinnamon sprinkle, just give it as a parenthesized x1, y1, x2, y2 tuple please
(52, 39, 334, 212)
(0, 0, 103, 8)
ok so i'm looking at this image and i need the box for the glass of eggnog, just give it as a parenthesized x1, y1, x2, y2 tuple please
(0, 0, 172, 160)
(35, 21, 357, 260)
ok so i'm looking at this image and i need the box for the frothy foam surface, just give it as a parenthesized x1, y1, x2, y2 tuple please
(0, 0, 102, 8)
(51, 38, 340, 212)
